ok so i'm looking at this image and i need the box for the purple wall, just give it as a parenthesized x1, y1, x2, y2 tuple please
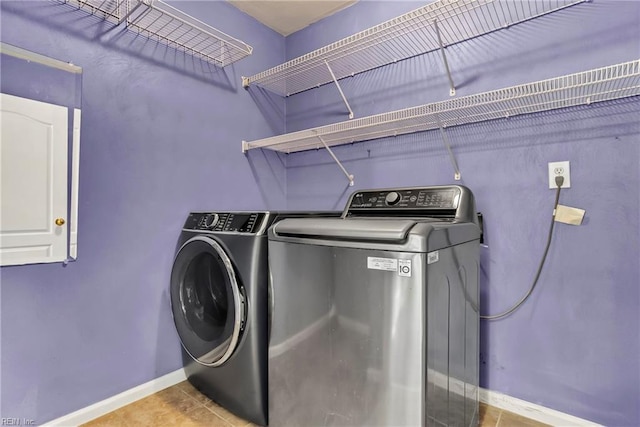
(278, 1, 640, 426)
(2, 1, 638, 425)
(0, 1, 285, 423)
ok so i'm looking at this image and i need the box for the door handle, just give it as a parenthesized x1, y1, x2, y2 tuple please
(55, 218, 66, 226)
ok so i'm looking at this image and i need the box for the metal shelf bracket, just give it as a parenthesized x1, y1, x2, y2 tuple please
(435, 114, 461, 181)
(316, 134, 355, 186)
(434, 19, 456, 97)
(325, 60, 355, 119)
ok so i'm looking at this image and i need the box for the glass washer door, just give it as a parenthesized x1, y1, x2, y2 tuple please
(170, 236, 245, 366)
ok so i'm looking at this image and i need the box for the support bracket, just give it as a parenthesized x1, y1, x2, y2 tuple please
(121, 0, 145, 23)
(325, 60, 354, 119)
(435, 115, 461, 181)
(434, 19, 456, 97)
(241, 76, 250, 88)
(316, 134, 355, 186)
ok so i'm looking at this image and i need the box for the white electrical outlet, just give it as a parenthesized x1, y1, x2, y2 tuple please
(548, 161, 571, 189)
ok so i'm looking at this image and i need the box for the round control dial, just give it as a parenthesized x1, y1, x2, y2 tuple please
(203, 214, 219, 229)
(385, 191, 401, 206)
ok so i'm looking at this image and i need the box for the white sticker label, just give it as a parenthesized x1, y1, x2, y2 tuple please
(398, 259, 412, 277)
(427, 251, 439, 264)
(367, 257, 398, 271)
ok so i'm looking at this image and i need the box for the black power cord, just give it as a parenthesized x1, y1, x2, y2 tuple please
(481, 175, 565, 320)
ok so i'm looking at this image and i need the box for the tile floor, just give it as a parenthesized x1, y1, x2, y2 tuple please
(82, 381, 549, 427)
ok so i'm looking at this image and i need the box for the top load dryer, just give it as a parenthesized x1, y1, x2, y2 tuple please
(267, 186, 481, 427)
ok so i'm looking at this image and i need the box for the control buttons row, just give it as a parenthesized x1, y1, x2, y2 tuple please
(197, 214, 218, 230)
(349, 189, 459, 210)
(416, 190, 454, 208)
(225, 214, 237, 231)
(241, 214, 258, 232)
(189, 213, 262, 233)
(212, 213, 229, 231)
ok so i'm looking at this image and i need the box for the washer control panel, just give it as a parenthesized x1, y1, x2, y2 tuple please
(183, 212, 263, 233)
(348, 187, 461, 210)
(345, 185, 477, 226)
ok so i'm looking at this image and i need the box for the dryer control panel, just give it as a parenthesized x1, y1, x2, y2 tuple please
(183, 212, 264, 233)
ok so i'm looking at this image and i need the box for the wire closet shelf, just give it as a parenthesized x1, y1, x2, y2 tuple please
(61, 0, 126, 23)
(126, 0, 253, 67)
(242, 60, 640, 154)
(243, 0, 586, 96)
(58, 0, 253, 67)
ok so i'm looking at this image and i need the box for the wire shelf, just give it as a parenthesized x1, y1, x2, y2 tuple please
(60, 0, 126, 23)
(242, 60, 640, 153)
(244, 0, 586, 96)
(126, 0, 253, 67)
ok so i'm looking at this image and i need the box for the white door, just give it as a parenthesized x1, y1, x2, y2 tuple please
(0, 93, 68, 266)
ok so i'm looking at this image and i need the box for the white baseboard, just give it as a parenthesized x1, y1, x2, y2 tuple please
(44, 369, 186, 427)
(426, 368, 601, 426)
(44, 367, 600, 427)
(479, 388, 602, 427)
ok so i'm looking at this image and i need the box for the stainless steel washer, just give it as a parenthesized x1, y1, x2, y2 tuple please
(267, 186, 481, 427)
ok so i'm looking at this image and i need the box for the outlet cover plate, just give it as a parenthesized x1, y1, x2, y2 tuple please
(548, 161, 571, 189)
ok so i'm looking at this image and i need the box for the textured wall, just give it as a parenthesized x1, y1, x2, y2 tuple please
(0, 1, 285, 423)
(2, 1, 639, 425)
(279, 1, 640, 425)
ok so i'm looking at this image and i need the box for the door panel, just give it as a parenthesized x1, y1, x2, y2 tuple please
(0, 93, 68, 266)
(170, 237, 245, 367)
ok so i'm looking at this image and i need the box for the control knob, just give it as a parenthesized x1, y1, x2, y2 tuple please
(385, 191, 401, 206)
(203, 214, 218, 229)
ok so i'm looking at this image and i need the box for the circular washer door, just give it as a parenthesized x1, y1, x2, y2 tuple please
(170, 236, 245, 366)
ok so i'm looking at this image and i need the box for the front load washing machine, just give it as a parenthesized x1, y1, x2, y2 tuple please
(169, 211, 338, 426)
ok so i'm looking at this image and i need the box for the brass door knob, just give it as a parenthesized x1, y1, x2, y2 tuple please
(55, 218, 66, 226)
